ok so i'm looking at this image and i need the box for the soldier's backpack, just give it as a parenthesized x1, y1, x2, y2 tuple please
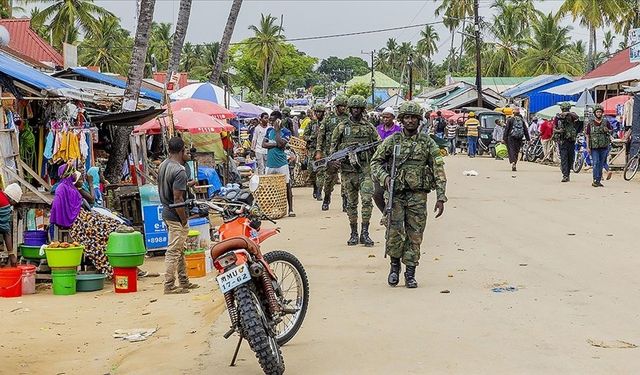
(510, 117, 525, 139)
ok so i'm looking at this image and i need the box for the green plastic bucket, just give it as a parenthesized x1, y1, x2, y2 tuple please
(106, 232, 146, 254)
(52, 269, 77, 296)
(106, 253, 145, 268)
(45, 246, 84, 268)
(76, 273, 106, 292)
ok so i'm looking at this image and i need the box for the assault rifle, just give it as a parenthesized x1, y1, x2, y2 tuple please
(384, 144, 401, 258)
(311, 140, 381, 171)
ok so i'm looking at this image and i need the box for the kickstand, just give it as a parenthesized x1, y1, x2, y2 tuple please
(230, 336, 243, 367)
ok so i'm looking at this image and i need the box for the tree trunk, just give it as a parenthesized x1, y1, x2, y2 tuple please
(448, 29, 456, 74)
(587, 25, 596, 73)
(210, 0, 243, 84)
(426, 58, 431, 86)
(457, 19, 467, 71)
(261, 60, 269, 97)
(105, 0, 156, 184)
(165, 0, 193, 92)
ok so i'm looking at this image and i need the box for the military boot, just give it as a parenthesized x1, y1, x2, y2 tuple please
(359, 222, 374, 247)
(388, 257, 401, 287)
(322, 195, 330, 211)
(347, 223, 359, 246)
(342, 194, 348, 212)
(404, 265, 418, 288)
(312, 186, 318, 200)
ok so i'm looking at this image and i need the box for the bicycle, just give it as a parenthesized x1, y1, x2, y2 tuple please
(624, 148, 640, 181)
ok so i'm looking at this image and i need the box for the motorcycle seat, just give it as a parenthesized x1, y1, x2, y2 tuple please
(211, 237, 261, 260)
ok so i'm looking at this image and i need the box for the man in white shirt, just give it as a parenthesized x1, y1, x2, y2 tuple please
(251, 112, 271, 174)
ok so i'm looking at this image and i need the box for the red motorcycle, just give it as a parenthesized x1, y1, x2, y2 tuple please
(171, 183, 309, 375)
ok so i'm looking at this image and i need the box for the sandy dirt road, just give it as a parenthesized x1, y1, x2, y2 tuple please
(4, 155, 640, 374)
(204, 155, 640, 374)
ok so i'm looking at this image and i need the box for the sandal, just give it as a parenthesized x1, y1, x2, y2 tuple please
(288, 212, 296, 217)
(137, 270, 160, 278)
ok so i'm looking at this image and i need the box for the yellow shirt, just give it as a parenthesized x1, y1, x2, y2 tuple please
(465, 118, 480, 137)
(299, 117, 311, 131)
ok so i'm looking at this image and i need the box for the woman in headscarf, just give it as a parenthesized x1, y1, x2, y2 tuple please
(50, 163, 120, 276)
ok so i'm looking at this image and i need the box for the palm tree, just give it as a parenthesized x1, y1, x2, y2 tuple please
(79, 15, 132, 75)
(246, 13, 285, 97)
(484, 2, 527, 76)
(378, 38, 400, 79)
(210, 0, 243, 84)
(436, 0, 474, 70)
(180, 42, 198, 73)
(191, 42, 221, 81)
(28, 7, 50, 40)
(603, 30, 615, 56)
(25, 0, 113, 47)
(166, 0, 192, 90)
(1, 0, 24, 18)
(417, 25, 439, 85)
(106, 0, 156, 184)
(148, 22, 172, 73)
(559, 0, 628, 71)
(516, 12, 582, 76)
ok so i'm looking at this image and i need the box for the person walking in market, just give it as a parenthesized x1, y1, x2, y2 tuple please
(539, 117, 555, 164)
(492, 118, 506, 160)
(464, 112, 480, 157)
(263, 111, 296, 217)
(371, 101, 447, 288)
(433, 111, 447, 139)
(553, 102, 580, 182)
(330, 95, 380, 247)
(373, 107, 402, 217)
(303, 104, 326, 200)
(316, 94, 349, 211)
(251, 113, 271, 175)
(281, 107, 298, 136)
(158, 137, 199, 294)
(446, 118, 458, 155)
(504, 107, 530, 171)
(586, 104, 614, 187)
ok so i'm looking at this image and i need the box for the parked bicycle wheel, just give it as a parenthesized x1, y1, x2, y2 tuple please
(623, 154, 640, 181)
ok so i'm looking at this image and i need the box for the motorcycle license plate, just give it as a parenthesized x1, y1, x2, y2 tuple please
(217, 265, 251, 294)
(480, 134, 488, 139)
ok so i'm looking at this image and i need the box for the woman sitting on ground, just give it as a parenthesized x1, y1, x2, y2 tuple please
(50, 163, 120, 277)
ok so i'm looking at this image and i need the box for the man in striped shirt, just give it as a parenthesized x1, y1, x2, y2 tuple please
(446, 119, 458, 155)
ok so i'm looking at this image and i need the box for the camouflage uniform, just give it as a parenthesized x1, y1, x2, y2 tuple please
(330, 95, 380, 245)
(371, 101, 447, 288)
(317, 95, 349, 209)
(304, 104, 325, 197)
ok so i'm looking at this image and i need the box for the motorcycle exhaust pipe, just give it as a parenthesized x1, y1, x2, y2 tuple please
(249, 262, 264, 277)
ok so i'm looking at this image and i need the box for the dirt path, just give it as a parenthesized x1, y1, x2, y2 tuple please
(4, 155, 640, 374)
(204, 156, 640, 374)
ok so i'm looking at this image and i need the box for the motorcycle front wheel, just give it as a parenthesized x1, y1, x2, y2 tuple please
(264, 251, 310, 346)
(235, 285, 285, 375)
(573, 152, 584, 173)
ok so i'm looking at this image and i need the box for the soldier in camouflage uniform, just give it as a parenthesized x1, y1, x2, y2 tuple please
(371, 101, 447, 288)
(330, 95, 381, 247)
(316, 94, 349, 211)
(304, 104, 326, 200)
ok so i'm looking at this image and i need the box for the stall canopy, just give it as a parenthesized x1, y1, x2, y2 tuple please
(134, 110, 235, 135)
(170, 82, 240, 108)
(600, 95, 632, 115)
(165, 98, 235, 119)
(53, 67, 163, 102)
(0, 51, 71, 94)
(91, 108, 165, 126)
(536, 102, 586, 121)
(233, 101, 268, 119)
(592, 65, 640, 87)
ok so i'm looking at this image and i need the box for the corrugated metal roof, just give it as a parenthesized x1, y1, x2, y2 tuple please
(347, 71, 400, 89)
(583, 48, 639, 79)
(0, 19, 63, 66)
(0, 51, 70, 91)
(501, 75, 573, 98)
(541, 77, 607, 95)
(53, 68, 163, 102)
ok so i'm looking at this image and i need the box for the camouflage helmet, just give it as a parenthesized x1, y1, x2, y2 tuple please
(282, 107, 292, 115)
(559, 102, 572, 110)
(397, 101, 423, 119)
(347, 95, 367, 109)
(334, 95, 349, 107)
(593, 104, 604, 113)
(313, 103, 326, 112)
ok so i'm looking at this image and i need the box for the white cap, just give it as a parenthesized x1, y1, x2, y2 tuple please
(381, 107, 395, 117)
(4, 183, 22, 203)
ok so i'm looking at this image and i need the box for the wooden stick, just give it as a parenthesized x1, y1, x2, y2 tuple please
(18, 159, 51, 190)
(3, 166, 52, 205)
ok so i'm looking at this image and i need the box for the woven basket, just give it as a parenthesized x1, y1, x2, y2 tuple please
(289, 136, 307, 152)
(255, 174, 288, 219)
(288, 137, 311, 188)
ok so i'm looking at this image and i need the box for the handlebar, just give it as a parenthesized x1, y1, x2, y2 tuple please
(168, 199, 276, 223)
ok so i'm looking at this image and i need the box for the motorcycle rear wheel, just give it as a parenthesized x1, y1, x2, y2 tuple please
(235, 285, 285, 375)
(264, 251, 310, 346)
